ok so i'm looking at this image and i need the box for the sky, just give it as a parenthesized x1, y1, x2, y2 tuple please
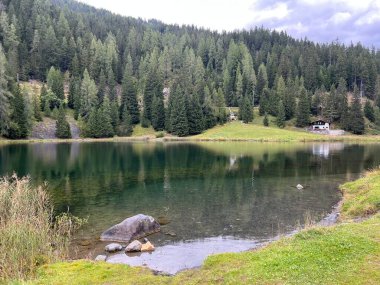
(78, 0, 380, 47)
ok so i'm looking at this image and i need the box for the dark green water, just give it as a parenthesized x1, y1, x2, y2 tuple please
(1, 142, 379, 255)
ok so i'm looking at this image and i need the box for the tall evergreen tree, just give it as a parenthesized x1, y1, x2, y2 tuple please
(8, 85, 28, 139)
(79, 69, 98, 120)
(256, 63, 268, 104)
(214, 88, 227, 124)
(97, 95, 114, 137)
(47, 66, 64, 100)
(276, 100, 286, 128)
(151, 95, 165, 131)
(86, 107, 98, 138)
(240, 96, 253, 123)
(121, 55, 139, 124)
(350, 87, 365, 134)
(263, 112, 269, 126)
(0, 44, 12, 136)
(68, 76, 80, 109)
(118, 104, 133, 136)
(296, 87, 310, 127)
(170, 86, 189, 136)
(187, 98, 204, 135)
(33, 93, 42, 121)
(55, 106, 71, 138)
(364, 100, 375, 123)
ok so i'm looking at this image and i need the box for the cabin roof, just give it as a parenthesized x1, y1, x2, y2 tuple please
(310, 120, 328, 125)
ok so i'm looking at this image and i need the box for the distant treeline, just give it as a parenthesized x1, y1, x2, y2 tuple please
(0, 0, 379, 138)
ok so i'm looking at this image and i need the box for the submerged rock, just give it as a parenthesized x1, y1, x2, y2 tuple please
(141, 241, 155, 252)
(164, 231, 177, 237)
(105, 243, 123, 252)
(296, 184, 304, 190)
(100, 214, 160, 243)
(125, 240, 142, 252)
(157, 216, 170, 225)
(95, 255, 107, 262)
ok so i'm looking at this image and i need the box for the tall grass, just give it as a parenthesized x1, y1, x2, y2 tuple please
(0, 175, 84, 282)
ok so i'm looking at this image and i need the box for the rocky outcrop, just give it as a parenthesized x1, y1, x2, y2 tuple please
(100, 214, 160, 243)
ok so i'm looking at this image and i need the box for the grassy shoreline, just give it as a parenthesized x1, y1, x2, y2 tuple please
(24, 169, 380, 284)
(2, 121, 380, 145)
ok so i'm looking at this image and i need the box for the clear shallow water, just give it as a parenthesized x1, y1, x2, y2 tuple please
(1, 141, 380, 273)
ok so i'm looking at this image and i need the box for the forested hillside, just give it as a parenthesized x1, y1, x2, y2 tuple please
(0, 0, 379, 138)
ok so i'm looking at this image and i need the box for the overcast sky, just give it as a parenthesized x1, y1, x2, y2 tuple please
(78, 0, 380, 47)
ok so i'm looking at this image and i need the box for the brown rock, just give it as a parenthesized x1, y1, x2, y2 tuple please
(141, 241, 155, 252)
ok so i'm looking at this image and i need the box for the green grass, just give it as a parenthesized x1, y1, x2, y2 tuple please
(192, 121, 327, 141)
(28, 261, 169, 285)
(131, 125, 160, 137)
(191, 121, 380, 142)
(340, 168, 380, 220)
(27, 169, 380, 284)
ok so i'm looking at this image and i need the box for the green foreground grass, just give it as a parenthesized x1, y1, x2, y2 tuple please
(26, 170, 380, 285)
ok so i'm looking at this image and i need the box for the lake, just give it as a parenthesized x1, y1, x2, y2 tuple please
(1, 141, 380, 273)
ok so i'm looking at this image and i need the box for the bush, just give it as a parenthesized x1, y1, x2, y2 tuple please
(156, 132, 165, 138)
(0, 175, 85, 282)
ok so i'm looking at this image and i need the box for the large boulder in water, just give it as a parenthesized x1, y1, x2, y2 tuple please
(100, 214, 160, 242)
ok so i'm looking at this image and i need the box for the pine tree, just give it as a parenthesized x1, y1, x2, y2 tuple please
(170, 86, 189, 136)
(86, 107, 98, 138)
(68, 76, 80, 109)
(336, 78, 347, 119)
(97, 95, 114, 137)
(44, 99, 51, 117)
(79, 69, 98, 120)
(276, 100, 286, 128)
(0, 44, 12, 136)
(8, 85, 28, 139)
(55, 106, 71, 138)
(118, 104, 133, 136)
(350, 90, 365, 134)
(51, 107, 59, 120)
(187, 98, 204, 135)
(33, 94, 42, 121)
(284, 79, 296, 119)
(47, 66, 64, 101)
(256, 63, 268, 104)
(296, 87, 310, 127)
(240, 96, 253, 123)
(375, 76, 380, 109)
(151, 95, 165, 131)
(263, 112, 269, 126)
(110, 99, 119, 131)
(259, 88, 270, 116)
(121, 55, 139, 124)
(214, 88, 227, 124)
(364, 100, 375, 123)
(97, 69, 107, 103)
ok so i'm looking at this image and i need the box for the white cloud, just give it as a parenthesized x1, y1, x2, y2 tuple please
(252, 2, 290, 22)
(329, 12, 351, 24)
(274, 22, 308, 34)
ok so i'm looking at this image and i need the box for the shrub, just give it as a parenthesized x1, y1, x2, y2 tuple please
(0, 175, 85, 282)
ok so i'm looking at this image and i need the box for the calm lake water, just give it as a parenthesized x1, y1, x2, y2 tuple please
(1, 141, 380, 273)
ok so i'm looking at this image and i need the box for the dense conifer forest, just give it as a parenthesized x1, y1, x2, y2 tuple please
(0, 0, 379, 138)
